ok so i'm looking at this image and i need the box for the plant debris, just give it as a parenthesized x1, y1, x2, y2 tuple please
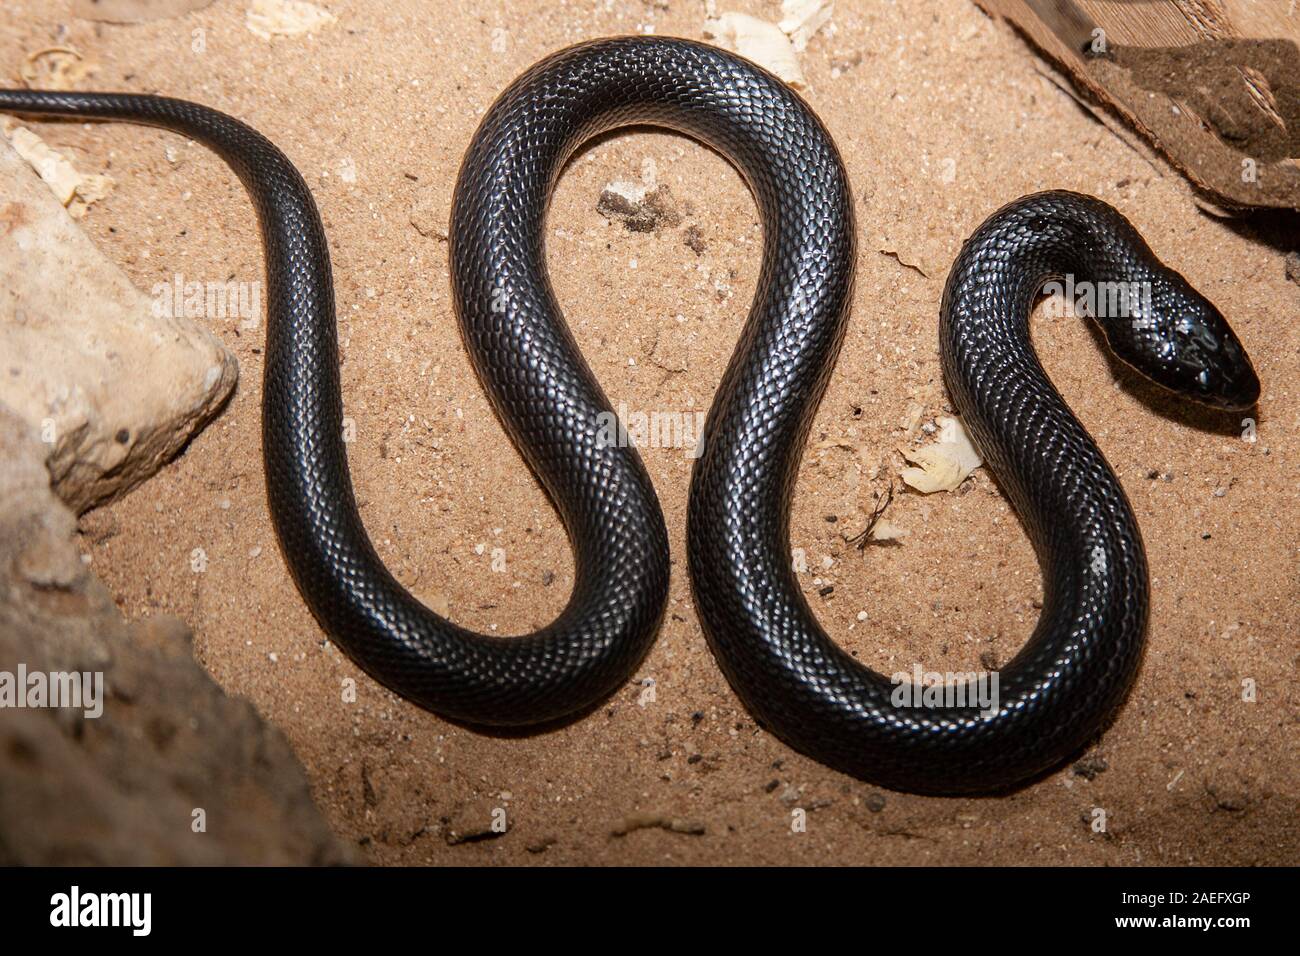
(704, 12, 807, 88)
(2, 121, 114, 217)
(846, 481, 905, 548)
(19, 46, 98, 91)
(779, 0, 835, 53)
(899, 416, 982, 493)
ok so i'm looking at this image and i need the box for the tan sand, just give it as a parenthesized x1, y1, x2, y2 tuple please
(3, 0, 1295, 864)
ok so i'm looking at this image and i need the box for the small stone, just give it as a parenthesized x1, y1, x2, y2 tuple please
(442, 819, 504, 846)
(597, 182, 682, 232)
(1285, 251, 1300, 286)
(1072, 754, 1108, 781)
(683, 224, 707, 255)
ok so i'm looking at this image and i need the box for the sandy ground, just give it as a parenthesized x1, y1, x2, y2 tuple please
(2, 0, 1296, 865)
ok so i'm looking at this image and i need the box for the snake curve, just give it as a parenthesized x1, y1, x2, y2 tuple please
(0, 36, 1259, 795)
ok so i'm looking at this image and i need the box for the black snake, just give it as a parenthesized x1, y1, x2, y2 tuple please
(0, 37, 1259, 794)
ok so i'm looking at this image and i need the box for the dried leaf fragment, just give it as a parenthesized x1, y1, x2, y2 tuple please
(899, 416, 982, 493)
(703, 12, 807, 88)
(868, 518, 908, 542)
(2, 124, 113, 217)
(779, 0, 834, 53)
(20, 47, 98, 92)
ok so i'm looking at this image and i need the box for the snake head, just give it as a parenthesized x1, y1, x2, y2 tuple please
(1101, 270, 1260, 411)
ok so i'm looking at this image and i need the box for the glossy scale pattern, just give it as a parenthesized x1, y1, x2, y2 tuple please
(0, 39, 1258, 792)
(693, 187, 1257, 794)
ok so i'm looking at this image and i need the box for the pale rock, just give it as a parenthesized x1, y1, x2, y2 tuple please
(0, 139, 238, 513)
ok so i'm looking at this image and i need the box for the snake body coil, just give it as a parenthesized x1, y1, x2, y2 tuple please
(0, 36, 1258, 794)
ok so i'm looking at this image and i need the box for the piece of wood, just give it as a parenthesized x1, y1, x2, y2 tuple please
(973, 0, 1300, 210)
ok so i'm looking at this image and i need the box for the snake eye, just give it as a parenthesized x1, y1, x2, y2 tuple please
(1177, 300, 1259, 410)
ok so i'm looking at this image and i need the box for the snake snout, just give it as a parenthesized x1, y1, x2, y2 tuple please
(1108, 273, 1260, 411)
(1200, 331, 1261, 411)
(1170, 291, 1261, 411)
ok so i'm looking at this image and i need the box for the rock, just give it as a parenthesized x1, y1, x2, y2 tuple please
(1072, 754, 1109, 781)
(597, 182, 682, 233)
(525, 835, 558, 854)
(683, 224, 707, 255)
(0, 408, 352, 864)
(0, 139, 238, 514)
(1287, 251, 1300, 287)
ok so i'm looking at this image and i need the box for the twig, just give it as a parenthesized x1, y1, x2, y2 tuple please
(845, 481, 895, 551)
